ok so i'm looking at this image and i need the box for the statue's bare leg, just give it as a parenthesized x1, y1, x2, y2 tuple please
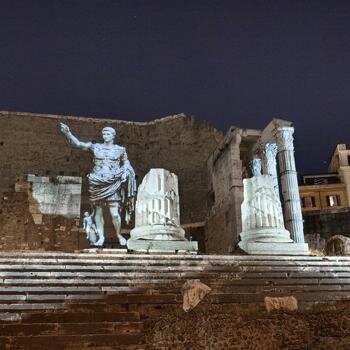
(94, 206, 105, 246)
(109, 203, 126, 246)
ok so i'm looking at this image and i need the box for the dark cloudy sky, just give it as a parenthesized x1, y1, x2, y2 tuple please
(1, 0, 350, 173)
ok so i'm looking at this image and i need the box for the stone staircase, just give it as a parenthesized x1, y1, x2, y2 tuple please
(0, 251, 350, 349)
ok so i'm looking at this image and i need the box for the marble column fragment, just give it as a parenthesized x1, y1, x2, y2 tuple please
(275, 127, 305, 243)
(262, 143, 279, 198)
(128, 168, 198, 252)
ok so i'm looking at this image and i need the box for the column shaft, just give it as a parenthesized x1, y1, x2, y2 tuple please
(275, 127, 305, 243)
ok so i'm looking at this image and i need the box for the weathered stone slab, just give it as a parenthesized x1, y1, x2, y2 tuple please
(264, 296, 298, 312)
(182, 279, 211, 312)
(241, 242, 309, 255)
(127, 239, 198, 252)
(26, 174, 82, 219)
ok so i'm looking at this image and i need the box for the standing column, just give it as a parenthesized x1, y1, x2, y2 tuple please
(262, 142, 279, 198)
(275, 127, 305, 243)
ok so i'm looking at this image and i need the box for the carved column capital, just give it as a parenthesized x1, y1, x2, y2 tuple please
(264, 142, 278, 160)
(275, 127, 295, 152)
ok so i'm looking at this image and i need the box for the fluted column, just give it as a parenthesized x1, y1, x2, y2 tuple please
(275, 127, 305, 243)
(262, 142, 279, 198)
(250, 158, 262, 177)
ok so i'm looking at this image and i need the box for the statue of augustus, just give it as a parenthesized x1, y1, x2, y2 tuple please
(60, 123, 137, 246)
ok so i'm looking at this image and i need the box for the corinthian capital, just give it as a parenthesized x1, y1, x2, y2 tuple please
(275, 127, 294, 151)
(264, 143, 278, 162)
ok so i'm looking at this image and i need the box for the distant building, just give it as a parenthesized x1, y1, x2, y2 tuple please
(299, 144, 350, 212)
(299, 144, 350, 251)
(328, 144, 350, 203)
(299, 173, 349, 212)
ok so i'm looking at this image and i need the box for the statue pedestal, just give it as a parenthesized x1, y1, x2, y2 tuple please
(129, 224, 186, 241)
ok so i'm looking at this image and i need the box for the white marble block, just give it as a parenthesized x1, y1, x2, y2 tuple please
(26, 175, 82, 219)
(128, 169, 198, 252)
(239, 170, 308, 255)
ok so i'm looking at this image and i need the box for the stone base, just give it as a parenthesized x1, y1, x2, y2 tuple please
(240, 228, 293, 243)
(129, 225, 186, 241)
(127, 239, 198, 253)
(238, 241, 309, 255)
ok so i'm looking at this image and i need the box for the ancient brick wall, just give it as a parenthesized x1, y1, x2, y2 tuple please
(205, 129, 243, 253)
(205, 128, 260, 253)
(0, 111, 222, 250)
(0, 190, 88, 251)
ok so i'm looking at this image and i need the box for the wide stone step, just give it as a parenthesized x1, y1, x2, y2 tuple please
(103, 283, 350, 295)
(0, 276, 349, 290)
(0, 294, 106, 303)
(105, 291, 350, 304)
(2, 251, 350, 261)
(0, 333, 144, 350)
(0, 286, 145, 295)
(0, 310, 140, 323)
(1, 270, 350, 279)
(0, 321, 143, 336)
(1, 274, 349, 286)
(0, 278, 177, 285)
(1, 264, 349, 275)
(1, 257, 350, 266)
(0, 267, 350, 280)
(0, 303, 66, 311)
(0, 286, 102, 293)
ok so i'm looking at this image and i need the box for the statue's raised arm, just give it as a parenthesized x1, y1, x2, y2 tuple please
(60, 123, 92, 150)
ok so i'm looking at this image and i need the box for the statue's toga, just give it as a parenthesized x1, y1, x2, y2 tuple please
(60, 123, 137, 246)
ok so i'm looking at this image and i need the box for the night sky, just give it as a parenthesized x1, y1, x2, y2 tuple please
(1, 0, 350, 173)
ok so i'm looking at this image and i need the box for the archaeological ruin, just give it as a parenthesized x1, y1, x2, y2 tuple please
(0, 110, 350, 349)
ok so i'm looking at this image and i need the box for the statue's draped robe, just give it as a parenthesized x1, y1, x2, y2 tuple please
(87, 143, 137, 223)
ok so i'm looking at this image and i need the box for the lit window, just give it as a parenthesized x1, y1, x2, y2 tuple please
(326, 195, 341, 207)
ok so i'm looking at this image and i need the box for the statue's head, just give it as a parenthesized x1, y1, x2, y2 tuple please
(84, 211, 90, 217)
(102, 126, 116, 143)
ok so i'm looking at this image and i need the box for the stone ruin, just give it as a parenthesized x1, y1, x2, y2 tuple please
(128, 168, 198, 252)
(0, 112, 311, 253)
(239, 158, 308, 255)
(1, 111, 350, 350)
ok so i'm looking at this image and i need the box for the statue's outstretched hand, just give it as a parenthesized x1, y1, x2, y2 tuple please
(60, 123, 70, 135)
